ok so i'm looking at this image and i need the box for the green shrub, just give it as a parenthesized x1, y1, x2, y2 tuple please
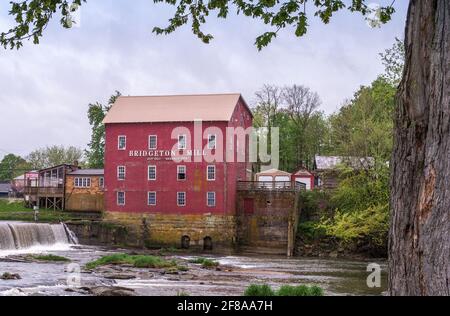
(244, 284, 275, 296)
(133, 256, 176, 268)
(244, 284, 324, 296)
(309, 286, 325, 296)
(297, 221, 326, 240)
(30, 254, 70, 262)
(317, 204, 389, 247)
(315, 163, 390, 249)
(277, 285, 324, 296)
(85, 253, 177, 269)
(299, 190, 334, 220)
(188, 257, 205, 264)
(188, 257, 219, 268)
(201, 259, 219, 268)
(331, 164, 390, 214)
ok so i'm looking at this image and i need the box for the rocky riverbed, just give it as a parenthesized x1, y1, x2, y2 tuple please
(0, 244, 387, 296)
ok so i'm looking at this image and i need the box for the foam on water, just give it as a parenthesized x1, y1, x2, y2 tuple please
(0, 243, 74, 258)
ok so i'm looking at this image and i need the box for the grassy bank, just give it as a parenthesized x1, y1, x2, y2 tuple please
(0, 199, 28, 212)
(0, 200, 77, 223)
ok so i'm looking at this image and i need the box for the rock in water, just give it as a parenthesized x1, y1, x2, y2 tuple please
(1, 272, 21, 280)
(103, 273, 137, 280)
(90, 286, 136, 296)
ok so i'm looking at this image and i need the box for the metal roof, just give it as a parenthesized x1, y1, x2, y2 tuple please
(103, 93, 252, 124)
(0, 183, 11, 192)
(314, 155, 375, 170)
(293, 169, 313, 176)
(256, 168, 292, 176)
(68, 169, 104, 176)
(13, 171, 38, 180)
(38, 164, 78, 172)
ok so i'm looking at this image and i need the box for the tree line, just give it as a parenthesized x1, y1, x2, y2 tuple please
(0, 146, 84, 181)
(253, 39, 402, 172)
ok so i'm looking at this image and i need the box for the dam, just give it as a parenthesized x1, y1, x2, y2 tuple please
(0, 222, 77, 251)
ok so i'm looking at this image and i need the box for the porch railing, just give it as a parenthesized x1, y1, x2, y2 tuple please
(24, 187, 64, 196)
(237, 181, 305, 192)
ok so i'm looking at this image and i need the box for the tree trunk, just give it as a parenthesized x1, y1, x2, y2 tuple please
(389, 0, 449, 295)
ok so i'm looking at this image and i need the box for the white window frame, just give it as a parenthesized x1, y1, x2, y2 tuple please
(178, 134, 187, 150)
(118, 135, 126, 150)
(177, 165, 186, 181)
(207, 192, 216, 207)
(207, 165, 216, 181)
(74, 177, 91, 188)
(148, 191, 157, 206)
(117, 166, 126, 180)
(148, 165, 157, 181)
(117, 191, 125, 206)
(148, 135, 157, 150)
(208, 134, 217, 149)
(177, 192, 186, 207)
(99, 177, 104, 188)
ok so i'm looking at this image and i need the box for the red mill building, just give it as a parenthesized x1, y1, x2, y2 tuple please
(102, 93, 254, 249)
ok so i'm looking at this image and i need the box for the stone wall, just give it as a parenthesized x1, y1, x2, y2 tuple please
(98, 212, 237, 251)
(66, 190, 302, 256)
(236, 190, 301, 256)
(66, 220, 129, 246)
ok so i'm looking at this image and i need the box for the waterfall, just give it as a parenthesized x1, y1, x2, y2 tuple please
(51, 224, 70, 244)
(0, 224, 15, 250)
(0, 222, 77, 250)
(62, 223, 78, 244)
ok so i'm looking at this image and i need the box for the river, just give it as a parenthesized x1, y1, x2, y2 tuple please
(0, 244, 387, 296)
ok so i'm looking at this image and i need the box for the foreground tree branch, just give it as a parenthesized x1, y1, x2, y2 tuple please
(0, 0, 85, 49)
(1, 0, 395, 50)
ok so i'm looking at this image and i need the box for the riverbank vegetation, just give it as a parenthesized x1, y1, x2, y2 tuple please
(188, 257, 219, 268)
(244, 284, 324, 296)
(0, 200, 76, 223)
(276, 41, 402, 258)
(297, 163, 390, 257)
(85, 253, 179, 270)
(0, 199, 28, 212)
(289, 81, 394, 256)
(29, 254, 70, 262)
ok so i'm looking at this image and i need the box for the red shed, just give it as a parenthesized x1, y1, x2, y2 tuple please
(103, 93, 253, 215)
(292, 169, 314, 190)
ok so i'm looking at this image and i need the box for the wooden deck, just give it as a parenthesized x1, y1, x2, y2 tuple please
(23, 186, 65, 210)
(24, 187, 64, 197)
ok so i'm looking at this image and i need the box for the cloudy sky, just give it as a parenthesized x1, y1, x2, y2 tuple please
(0, 0, 408, 160)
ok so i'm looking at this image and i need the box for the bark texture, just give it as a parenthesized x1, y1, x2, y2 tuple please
(389, 0, 449, 296)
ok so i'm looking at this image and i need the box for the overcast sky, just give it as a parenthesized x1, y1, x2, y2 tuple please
(0, 0, 408, 160)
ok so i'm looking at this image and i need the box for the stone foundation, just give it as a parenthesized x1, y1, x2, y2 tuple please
(67, 191, 302, 256)
(236, 190, 301, 256)
(102, 212, 237, 251)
